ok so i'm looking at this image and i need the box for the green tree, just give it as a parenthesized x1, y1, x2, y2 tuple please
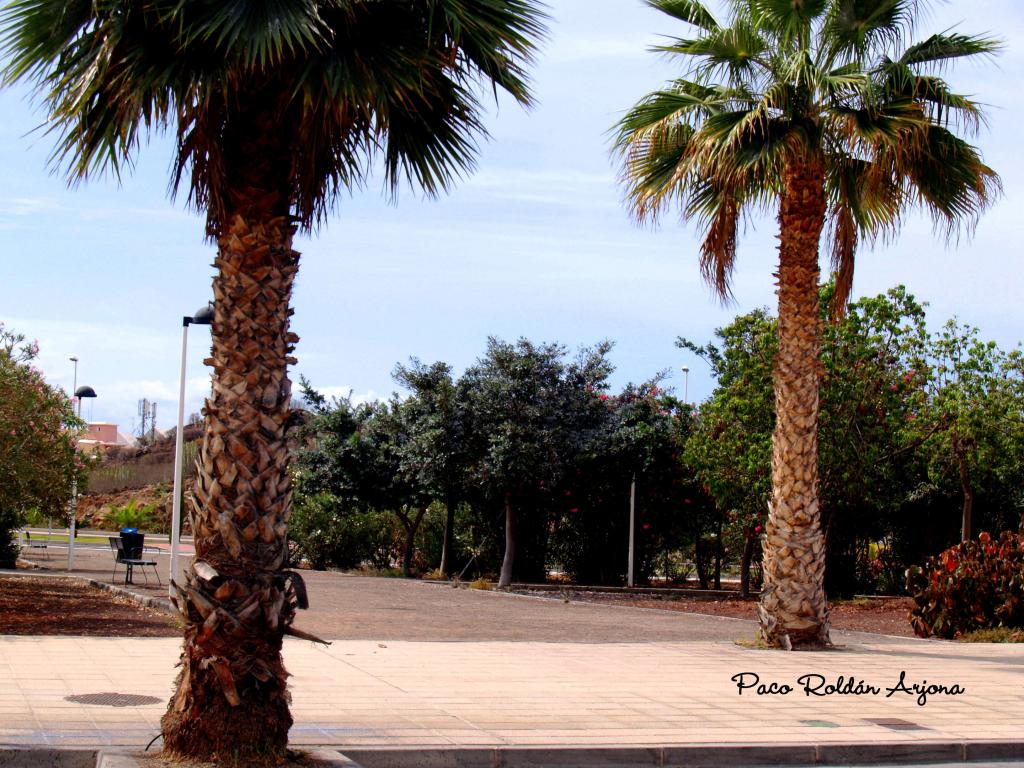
(0, 324, 85, 567)
(917, 322, 1024, 541)
(1, 1, 545, 758)
(614, 0, 999, 648)
(680, 310, 775, 595)
(393, 360, 471, 576)
(552, 382, 703, 587)
(295, 386, 429, 577)
(461, 338, 612, 587)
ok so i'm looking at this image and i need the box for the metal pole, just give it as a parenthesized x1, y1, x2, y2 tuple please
(627, 472, 636, 587)
(682, 366, 690, 404)
(170, 321, 190, 598)
(68, 478, 77, 571)
(68, 392, 80, 571)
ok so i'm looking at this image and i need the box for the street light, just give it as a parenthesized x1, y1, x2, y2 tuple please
(170, 303, 213, 597)
(681, 366, 690, 405)
(69, 383, 96, 571)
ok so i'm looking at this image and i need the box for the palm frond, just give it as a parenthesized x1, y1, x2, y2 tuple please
(879, 62, 986, 134)
(900, 32, 1001, 71)
(173, 0, 330, 69)
(821, 0, 915, 60)
(904, 125, 1001, 234)
(750, 0, 828, 45)
(647, 0, 720, 31)
(617, 120, 697, 223)
(1, 0, 547, 236)
(699, 185, 740, 301)
(654, 20, 770, 83)
(612, 79, 725, 146)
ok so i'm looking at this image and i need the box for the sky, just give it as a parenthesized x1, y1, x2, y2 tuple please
(2, 0, 1024, 434)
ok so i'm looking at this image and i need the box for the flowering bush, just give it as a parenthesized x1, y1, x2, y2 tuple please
(907, 531, 1024, 638)
(0, 324, 85, 566)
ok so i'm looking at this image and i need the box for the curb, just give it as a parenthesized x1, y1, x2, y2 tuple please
(94, 748, 360, 767)
(338, 741, 1024, 767)
(84, 578, 175, 615)
(0, 747, 97, 768)
(8, 741, 1024, 768)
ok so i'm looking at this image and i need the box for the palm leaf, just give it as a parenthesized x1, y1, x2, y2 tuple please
(900, 32, 1001, 70)
(646, 0, 721, 31)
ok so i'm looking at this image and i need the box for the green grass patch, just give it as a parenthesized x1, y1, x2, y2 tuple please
(22, 534, 116, 546)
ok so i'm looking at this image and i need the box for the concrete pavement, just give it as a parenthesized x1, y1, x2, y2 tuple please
(2, 634, 1023, 751)
(2, 570, 1024, 760)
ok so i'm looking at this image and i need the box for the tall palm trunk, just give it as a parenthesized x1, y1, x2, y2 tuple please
(162, 206, 303, 759)
(758, 156, 831, 649)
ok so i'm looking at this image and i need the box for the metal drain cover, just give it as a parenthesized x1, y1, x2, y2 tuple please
(65, 692, 162, 707)
(863, 717, 930, 731)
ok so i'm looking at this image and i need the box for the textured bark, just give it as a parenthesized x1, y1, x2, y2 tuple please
(740, 530, 755, 598)
(498, 492, 515, 588)
(396, 506, 428, 577)
(161, 208, 307, 762)
(957, 444, 973, 542)
(440, 494, 456, 576)
(758, 156, 832, 649)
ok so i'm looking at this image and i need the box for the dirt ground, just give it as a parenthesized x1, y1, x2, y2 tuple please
(0, 576, 179, 636)
(1, 566, 916, 641)
(516, 589, 917, 638)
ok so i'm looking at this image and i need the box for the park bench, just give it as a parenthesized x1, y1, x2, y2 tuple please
(21, 530, 48, 559)
(108, 535, 161, 586)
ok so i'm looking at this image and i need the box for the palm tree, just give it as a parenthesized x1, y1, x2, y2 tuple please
(614, 0, 999, 649)
(2, 0, 544, 760)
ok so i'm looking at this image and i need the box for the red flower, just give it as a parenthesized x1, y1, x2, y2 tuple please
(754, 525, 763, 534)
(569, 508, 579, 514)
(642, 523, 650, 530)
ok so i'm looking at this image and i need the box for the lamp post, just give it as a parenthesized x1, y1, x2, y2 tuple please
(627, 472, 636, 588)
(681, 365, 690, 404)
(69, 384, 97, 571)
(170, 303, 213, 597)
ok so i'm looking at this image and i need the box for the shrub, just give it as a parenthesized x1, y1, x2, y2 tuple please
(907, 531, 1024, 639)
(0, 508, 22, 568)
(289, 493, 400, 571)
(109, 500, 156, 531)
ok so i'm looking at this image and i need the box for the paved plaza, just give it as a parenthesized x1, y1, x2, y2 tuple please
(2, 562, 1024, 760)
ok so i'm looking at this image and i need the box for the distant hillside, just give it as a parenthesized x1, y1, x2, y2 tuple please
(87, 423, 203, 494)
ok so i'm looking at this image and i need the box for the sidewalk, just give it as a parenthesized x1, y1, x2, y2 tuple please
(2, 633, 1023, 754)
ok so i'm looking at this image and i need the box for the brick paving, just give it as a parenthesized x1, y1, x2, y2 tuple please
(1, 635, 1022, 750)
(2, 567, 1023, 753)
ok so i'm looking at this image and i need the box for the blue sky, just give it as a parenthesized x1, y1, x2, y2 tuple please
(2, 0, 1023, 433)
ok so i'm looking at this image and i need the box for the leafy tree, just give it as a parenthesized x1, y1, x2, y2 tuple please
(916, 322, 1024, 541)
(552, 382, 704, 586)
(614, 0, 999, 648)
(0, 325, 86, 567)
(2, 0, 545, 756)
(681, 310, 775, 595)
(683, 286, 963, 596)
(461, 338, 612, 586)
(817, 286, 930, 594)
(393, 360, 471, 576)
(295, 386, 428, 577)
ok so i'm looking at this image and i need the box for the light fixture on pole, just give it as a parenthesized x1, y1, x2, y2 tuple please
(69, 384, 97, 571)
(170, 302, 213, 598)
(681, 365, 690, 405)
